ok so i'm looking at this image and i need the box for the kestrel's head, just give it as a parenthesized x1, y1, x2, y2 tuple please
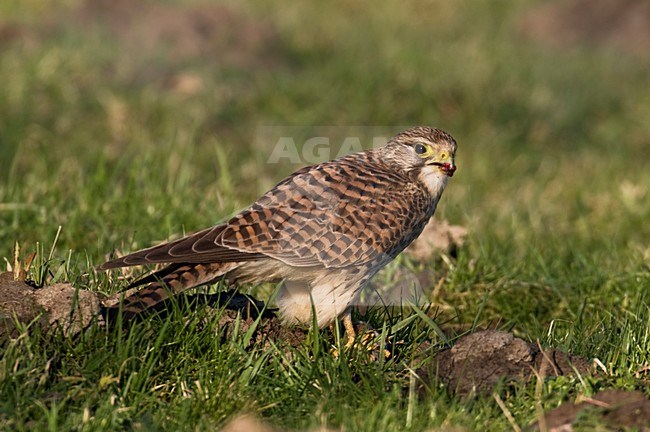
(383, 127, 458, 178)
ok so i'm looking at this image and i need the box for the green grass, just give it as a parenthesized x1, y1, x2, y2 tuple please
(1, 0, 649, 430)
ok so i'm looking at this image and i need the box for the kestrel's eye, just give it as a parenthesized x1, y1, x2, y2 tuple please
(414, 144, 428, 155)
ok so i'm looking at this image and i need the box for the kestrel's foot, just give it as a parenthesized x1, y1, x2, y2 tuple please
(328, 312, 357, 348)
(343, 312, 356, 348)
(330, 313, 390, 360)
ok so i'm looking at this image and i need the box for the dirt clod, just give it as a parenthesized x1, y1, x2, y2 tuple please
(208, 293, 307, 350)
(34, 283, 102, 336)
(406, 219, 467, 262)
(417, 330, 592, 397)
(0, 273, 46, 338)
(531, 389, 650, 431)
(0, 272, 102, 338)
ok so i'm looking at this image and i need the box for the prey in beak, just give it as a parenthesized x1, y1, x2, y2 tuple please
(430, 161, 457, 177)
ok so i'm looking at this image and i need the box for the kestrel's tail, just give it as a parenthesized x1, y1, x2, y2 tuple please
(104, 261, 241, 321)
(99, 224, 266, 321)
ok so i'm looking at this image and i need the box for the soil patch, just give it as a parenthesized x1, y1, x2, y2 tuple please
(519, 0, 650, 57)
(0, 272, 102, 337)
(0, 0, 281, 88)
(531, 389, 650, 431)
(75, 0, 280, 69)
(405, 219, 467, 263)
(416, 330, 592, 397)
(131, 290, 308, 350)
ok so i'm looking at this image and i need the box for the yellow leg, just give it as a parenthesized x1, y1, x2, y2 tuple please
(343, 311, 356, 348)
(331, 312, 389, 359)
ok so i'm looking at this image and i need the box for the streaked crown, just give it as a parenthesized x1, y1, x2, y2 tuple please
(381, 126, 457, 177)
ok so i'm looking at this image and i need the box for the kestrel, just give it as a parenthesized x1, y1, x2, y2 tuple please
(100, 126, 457, 343)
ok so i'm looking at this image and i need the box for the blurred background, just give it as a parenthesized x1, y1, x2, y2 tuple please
(0, 0, 648, 288)
(2, 3, 650, 429)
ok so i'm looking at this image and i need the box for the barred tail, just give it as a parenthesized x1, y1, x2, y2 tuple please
(105, 262, 241, 320)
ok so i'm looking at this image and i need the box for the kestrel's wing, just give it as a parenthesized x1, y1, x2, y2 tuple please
(215, 156, 425, 268)
(101, 154, 425, 270)
(98, 224, 267, 269)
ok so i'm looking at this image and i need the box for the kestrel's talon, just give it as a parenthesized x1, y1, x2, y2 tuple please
(332, 318, 392, 360)
(99, 127, 457, 332)
(329, 313, 356, 354)
(343, 312, 356, 349)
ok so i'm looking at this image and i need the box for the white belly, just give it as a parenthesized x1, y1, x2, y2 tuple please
(275, 270, 364, 328)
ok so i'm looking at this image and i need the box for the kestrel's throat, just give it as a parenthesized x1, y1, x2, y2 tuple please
(418, 164, 450, 196)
